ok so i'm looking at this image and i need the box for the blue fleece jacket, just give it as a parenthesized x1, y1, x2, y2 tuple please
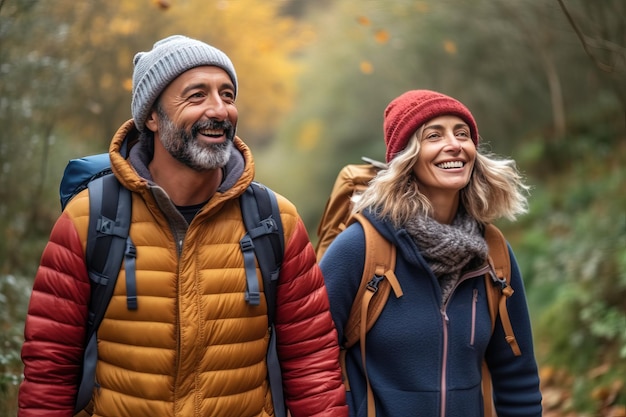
(320, 212, 542, 417)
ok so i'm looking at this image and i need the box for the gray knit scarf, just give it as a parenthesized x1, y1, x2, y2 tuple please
(404, 209, 488, 304)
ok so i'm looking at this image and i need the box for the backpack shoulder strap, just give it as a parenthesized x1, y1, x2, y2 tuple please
(343, 213, 402, 349)
(341, 212, 402, 417)
(484, 223, 521, 356)
(482, 224, 521, 417)
(239, 181, 286, 417)
(239, 182, 284, 311)
(75, 173, 134, 414)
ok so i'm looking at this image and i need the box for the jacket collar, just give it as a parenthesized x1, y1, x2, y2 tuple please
(108, 119, 255, 199)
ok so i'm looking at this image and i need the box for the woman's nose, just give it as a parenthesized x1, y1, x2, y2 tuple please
(445, 133, 463, 151)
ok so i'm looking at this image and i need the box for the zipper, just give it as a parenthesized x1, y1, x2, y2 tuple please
(439, 262, 492, 416)
(459, 263, 491, 281)
(173, 227, 184, 406)
(440, 309, 449, 417)
(152, 190, 188, 408)
(470, 289, 478, 346)
(174, 240, 182, 406)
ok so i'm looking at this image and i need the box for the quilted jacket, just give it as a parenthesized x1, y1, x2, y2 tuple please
(18, 119, 348, 417)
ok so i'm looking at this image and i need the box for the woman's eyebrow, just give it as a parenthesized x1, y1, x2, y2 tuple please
(423, 123, 469, 130)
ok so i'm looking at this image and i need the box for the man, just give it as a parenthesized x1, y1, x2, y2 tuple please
(18, 35, 348, 417)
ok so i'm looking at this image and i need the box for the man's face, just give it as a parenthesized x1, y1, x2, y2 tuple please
(149, 66, 238, 171)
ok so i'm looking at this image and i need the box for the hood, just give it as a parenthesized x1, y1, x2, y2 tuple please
(361, 209, 424, 269)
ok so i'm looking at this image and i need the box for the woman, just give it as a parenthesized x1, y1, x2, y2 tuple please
(320, 90, 542, 417)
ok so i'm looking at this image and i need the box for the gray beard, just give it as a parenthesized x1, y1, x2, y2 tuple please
(172, 138, 233, 171)
(156, 107, 234, 171)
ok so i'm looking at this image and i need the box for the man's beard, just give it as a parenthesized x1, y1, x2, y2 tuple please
(156, 105, 235, 171)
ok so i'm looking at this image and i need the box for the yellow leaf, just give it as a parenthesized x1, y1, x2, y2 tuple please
(357, 16, 371, 26)
(443, 40, 457, 55)
(360, 61, 374, 74)
(374, 29, 390, 44)
(122, 78, 133, 92)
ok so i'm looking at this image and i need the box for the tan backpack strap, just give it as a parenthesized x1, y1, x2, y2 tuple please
(343, 213, 402, 348)
(362, 225, 397, 417)
(482, 225, 521, 417)
(344, 213, 401, 417)
(360, 276, 377, 417)
(484, 224, 522, 356)
(481, 361, 495, 417)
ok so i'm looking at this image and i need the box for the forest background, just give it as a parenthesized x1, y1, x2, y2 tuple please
(0, 0, 624, 415)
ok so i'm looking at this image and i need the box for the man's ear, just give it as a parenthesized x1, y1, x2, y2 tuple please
(145, 108, 159, 132)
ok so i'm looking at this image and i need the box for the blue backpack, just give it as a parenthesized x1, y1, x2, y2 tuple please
(59, 150, 286, 416)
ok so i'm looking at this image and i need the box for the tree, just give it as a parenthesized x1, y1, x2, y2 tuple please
(0, 0, 310, 277)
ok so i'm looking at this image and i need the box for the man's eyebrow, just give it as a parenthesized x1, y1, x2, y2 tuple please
(180, 82, 235, 97)
(181, 82, 208, 96)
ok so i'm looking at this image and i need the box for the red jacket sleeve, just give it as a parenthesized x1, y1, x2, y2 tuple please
(18, 213, 91, 417)
(275, 218, 348, 417)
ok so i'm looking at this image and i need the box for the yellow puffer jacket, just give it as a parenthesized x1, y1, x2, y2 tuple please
(17, 119, 347, 417)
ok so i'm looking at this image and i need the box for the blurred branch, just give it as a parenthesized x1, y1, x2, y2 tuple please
(556, 0, 621, 73)
(556, 0, 626, 125)
(497, 0, 566, 139)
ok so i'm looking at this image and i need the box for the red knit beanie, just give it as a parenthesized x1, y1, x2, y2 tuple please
(383, 90, 479, 163)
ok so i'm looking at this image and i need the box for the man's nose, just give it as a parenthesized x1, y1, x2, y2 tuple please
(203, 94, 228, 119)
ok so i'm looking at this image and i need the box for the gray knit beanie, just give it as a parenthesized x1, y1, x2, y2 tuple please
(131, 35, 238, 132)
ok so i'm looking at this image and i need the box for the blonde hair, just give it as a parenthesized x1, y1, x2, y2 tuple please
(353, 131, 530, 227)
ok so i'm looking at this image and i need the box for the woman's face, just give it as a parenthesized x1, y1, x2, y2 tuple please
(412, 115, 476, 202)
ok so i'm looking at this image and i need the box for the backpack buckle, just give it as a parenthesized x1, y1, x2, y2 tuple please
(366, 274, 385, 293)
(260, 217, 278, 233)
(488, 268, 507, 290)
(240, 236, 254, 252)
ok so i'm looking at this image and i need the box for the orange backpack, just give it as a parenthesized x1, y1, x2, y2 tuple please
(315, 158, 522, 417)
